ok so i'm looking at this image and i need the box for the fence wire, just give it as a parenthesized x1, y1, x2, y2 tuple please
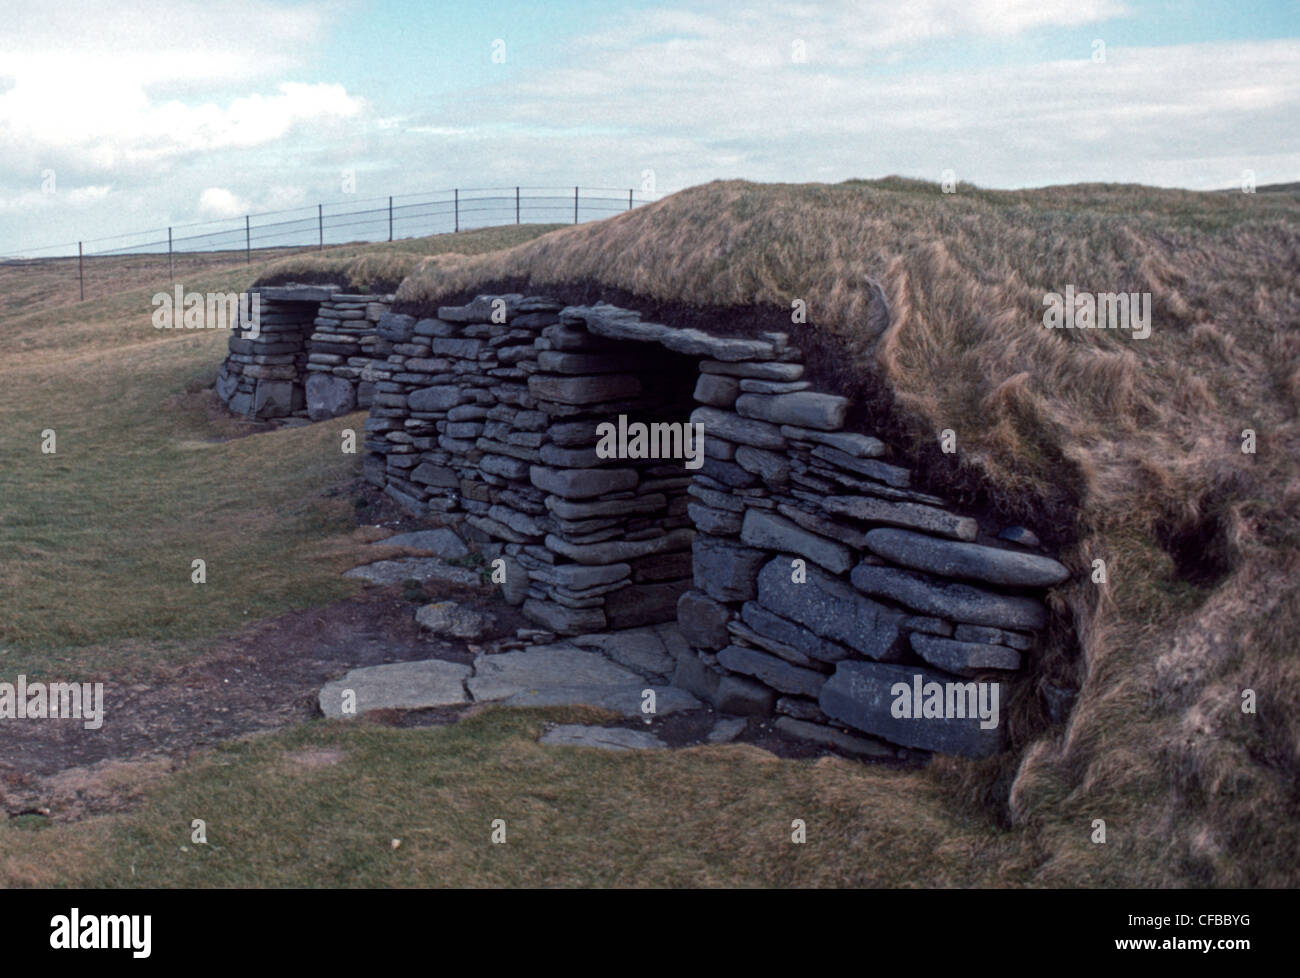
(0, 185, 651, 301)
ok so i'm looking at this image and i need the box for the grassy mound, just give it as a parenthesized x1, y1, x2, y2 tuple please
(254, 224, 565, 293)
(4, 181, 1295, 887)
(299, 178, 1300, 885)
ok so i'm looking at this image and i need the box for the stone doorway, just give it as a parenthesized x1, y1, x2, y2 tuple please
(215, 285, 395, 420)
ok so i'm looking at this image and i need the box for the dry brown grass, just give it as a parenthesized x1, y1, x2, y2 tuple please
(255, 224, 565, 292)
(317, 177, 1300, 886)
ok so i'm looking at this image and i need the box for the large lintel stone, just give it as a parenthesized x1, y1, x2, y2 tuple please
(819, 661, 1006, 758)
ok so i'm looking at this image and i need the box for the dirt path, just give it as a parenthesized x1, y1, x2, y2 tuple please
(1, 585, 526, 819)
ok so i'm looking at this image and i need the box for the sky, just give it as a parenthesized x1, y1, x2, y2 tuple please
(1, 0, 1297, 255)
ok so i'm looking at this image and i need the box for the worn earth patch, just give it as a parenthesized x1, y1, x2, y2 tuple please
(1, 587, 526, 821)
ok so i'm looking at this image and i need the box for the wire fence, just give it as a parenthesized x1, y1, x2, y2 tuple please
(0, 185, 653, 301)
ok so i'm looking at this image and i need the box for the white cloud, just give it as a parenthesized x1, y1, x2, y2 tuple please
(198, 187, 250, 218)
(431, 6, 1298, 194)
(574, 0, 1130, 67)
(0, 0, 361, 182)
(0, 0, 335, 85)
(0, 184, 110, 213)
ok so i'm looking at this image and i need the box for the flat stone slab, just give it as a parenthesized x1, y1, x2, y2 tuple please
(259, 284, 340, 302)
(779, 426, 885, 457)
(344, 558, 484, 589)
(319, 660, 471, 717)
(540, 724, 666, 750)
(864, 527, 1069, 587)
(546, 527, 693, 566)
(821, 495, 978, 541)
(467, 644, 639, 701)
(467, 641, 700, 715)
(700, 360, 804, 381)
(811, 446, 912, 488)
(438, 294, 524, 322)
(530, 465, 639, 500)
(739, 600, 853, 663)
(379, 528, 471, 560)
(690, 406, 786, 450)
(774, 716, 896, 758)
(571, 627, 676, 677)
(910, 633, 1021, 676)
(820, 661, 1006, 758)
(717, 645, 828, 698)
(740, 509, 854, 574)
(756, 557, 905, 661)
(659, 328, 777, 362)
(503, 683, 700, 716)
(736, 391, 848, 430)
(707, 717, 748, 744)
(850, 563, 1048, 631)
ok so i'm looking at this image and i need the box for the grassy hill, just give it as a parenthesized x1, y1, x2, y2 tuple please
(266, 178, 1300, 885)
(2, 180, 1296, 887)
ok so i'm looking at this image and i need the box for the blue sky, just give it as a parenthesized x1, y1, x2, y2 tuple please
(1, 0, 1297, 255)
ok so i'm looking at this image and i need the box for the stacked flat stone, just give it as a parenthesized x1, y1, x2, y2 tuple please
(304, 292, 395, 419)
(675, 358, 1068, 759)
(517, 305, 711, 633)
(360, 298, 704, 634)
(362, 294, 557, 523)
(215, 284, 395, 421)
(220, 288, 1072, 760)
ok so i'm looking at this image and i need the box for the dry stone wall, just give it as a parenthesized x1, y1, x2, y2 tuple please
(216, 285, 396, 420)
(218, 287, 1072, 758)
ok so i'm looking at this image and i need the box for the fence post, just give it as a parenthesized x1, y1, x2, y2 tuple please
(168, 227, 174, 281)
(245, 215, 251, 264)
(516, 186, 520, 224)
(388, 196, 393, 242)
(78, 242, 84, 301)
(628, 189, 633, 211)
(574, 186, 579, 224)
(318, 204, 323, 250)
(454, 189, 459, 232)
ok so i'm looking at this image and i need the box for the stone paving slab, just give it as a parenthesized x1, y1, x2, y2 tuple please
(570, 627, 676, 677)
(319, 660, 471, 717)
(501, 683, 700, 716)
(378, 528, 471, 560)
(466, 643, 635, 701)
(343, 558, 484, 588)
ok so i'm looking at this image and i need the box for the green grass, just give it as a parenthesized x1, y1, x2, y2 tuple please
(0, 323, 363, 675)
(0, 223, 566, 676)
(3, 707, 1015, 889)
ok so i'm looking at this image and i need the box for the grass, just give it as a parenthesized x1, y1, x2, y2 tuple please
(0, 231, 565, 677)
(0, 313, 364, 676)
(0, 246, 321, 321)
(2, 707, 1017, 888)
(3, 182, 1298, 888)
